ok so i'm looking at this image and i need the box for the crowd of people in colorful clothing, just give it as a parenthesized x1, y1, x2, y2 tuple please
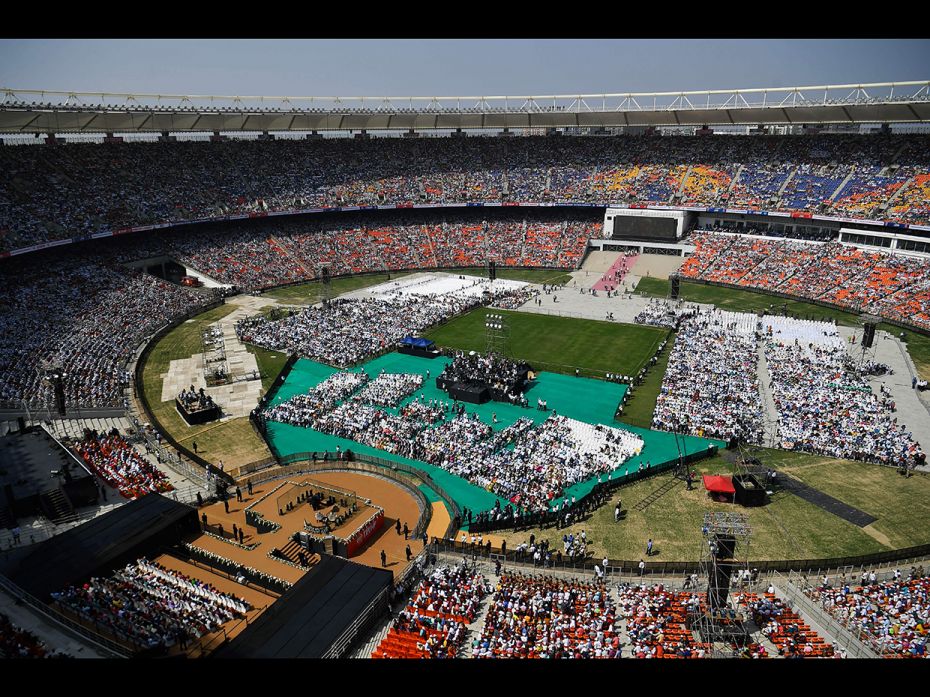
(51, 558, 250, 652)
(2, 134, 928, 252)
(72, 430, 174, 499)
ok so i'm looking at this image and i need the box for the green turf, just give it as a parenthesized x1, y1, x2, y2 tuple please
(498, 449, 930, 562)
(140, 303, 272, 467)
(878, 323, 930, 381)
(263, 352, 721, 515)
(243, 344, 290, 392)
(616, 332, 675, 429)
(425, 309, 669, 379)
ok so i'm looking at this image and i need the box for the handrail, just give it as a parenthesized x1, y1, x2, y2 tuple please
(0, 572, 130, 657)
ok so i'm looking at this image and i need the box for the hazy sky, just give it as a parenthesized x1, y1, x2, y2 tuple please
(1, 39, 928, 96)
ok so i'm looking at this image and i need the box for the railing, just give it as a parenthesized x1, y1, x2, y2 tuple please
(0, 572, 129, 658)
(324, 587, 390, 659)
(236, 457, 435, 542)
(427, 538, 930, 578)
(777, 571, 880, 659)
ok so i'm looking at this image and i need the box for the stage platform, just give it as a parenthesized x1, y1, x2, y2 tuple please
(0, 429, 97, 520)
(214, 555, 391, 659)
(176, 398, 221, 425)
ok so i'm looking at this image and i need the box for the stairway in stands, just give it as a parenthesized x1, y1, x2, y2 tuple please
(39, 488, 74, 522)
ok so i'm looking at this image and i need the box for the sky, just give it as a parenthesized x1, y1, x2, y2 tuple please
(0, 39, 928, 97)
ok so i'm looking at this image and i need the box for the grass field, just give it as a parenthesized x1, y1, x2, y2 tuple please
(140, 304, 274, 467)
(424, 309, 669, 378)
(616, 332, 675, 429)
(259, 268, 572, 306)
(498, 449, 930, 562)
(635, 276, 930, 380)
(635, 277, 863, 326)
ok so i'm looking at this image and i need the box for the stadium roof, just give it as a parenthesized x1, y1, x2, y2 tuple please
(1, 81, 929, 133)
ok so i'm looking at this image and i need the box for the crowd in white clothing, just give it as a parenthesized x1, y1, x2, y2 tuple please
(0, 253, 213, 408)
(653, 311, 765, 443)
(51, 558, 249, 651)
(265, 371, 643, 512)
(238, 286, 530, 368)
(356, 372, 424, 407)
(765, 337, 924, 465)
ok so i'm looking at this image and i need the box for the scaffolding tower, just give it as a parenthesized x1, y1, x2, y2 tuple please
(484, 312, 510, 357)
(692, 512, 753, 657)
(201, 324, 230, 387)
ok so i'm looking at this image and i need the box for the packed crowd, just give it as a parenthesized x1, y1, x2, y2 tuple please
(0, 613, 70, 658)
(617, 583, 707, 659)
(238, 282, 532, 368)
(51, 558, 250, 652)
(653, 310, 765, 443)
(740, 591, 836, 658)
(764, 333, 924, 466)
(474, 573, 619, 658)
(266, 369, 643, 512)
(73, 430, 174, 500)
(356, 372, 424, 407)
(0, 251, 213, 408)
(681, 231, 930, 332)
(2, 134, 928, 252)
(633, 298, 698, 329)
(807, 573, 929, 658)
(372, 563, 490, 658)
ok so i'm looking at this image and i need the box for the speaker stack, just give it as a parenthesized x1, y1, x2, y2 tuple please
(862, 320, 876, 349)
(670, 274, 681, 300)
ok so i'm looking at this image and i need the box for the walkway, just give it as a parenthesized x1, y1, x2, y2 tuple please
(836, 326, 930, 469)
(755, 345, 781, 449)
(592, 254, 637, 292)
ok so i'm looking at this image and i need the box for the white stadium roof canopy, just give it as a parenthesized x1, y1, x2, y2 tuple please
(1, 81, 929, 133)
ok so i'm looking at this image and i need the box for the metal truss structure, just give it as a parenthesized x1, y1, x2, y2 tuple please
(1, 81, 928, 133)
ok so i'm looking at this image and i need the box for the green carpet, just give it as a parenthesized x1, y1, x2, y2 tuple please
(264, 353, 723, 516)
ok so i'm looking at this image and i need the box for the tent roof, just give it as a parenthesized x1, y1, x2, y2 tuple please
(702, 474, 736, 495)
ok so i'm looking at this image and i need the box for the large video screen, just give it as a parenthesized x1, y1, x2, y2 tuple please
(611, 215, 678, 241)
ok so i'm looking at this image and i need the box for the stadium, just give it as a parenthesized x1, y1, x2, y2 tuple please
(2, 47, 930, 660)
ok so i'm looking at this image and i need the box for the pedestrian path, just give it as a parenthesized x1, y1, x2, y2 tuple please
(592, 254, 637, 292)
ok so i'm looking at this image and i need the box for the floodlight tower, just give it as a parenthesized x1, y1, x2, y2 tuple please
(484, 312, 510, 357)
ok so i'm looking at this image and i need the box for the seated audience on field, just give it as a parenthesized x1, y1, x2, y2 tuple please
(653, 310, 764, 443)
(51, 558, 249, 652)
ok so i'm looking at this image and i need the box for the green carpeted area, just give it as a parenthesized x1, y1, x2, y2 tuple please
(264, 352, 723, 516)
